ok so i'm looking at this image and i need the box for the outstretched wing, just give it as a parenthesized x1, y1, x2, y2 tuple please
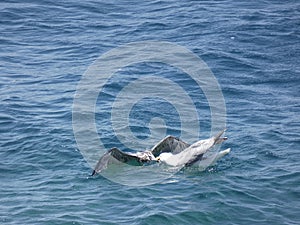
(92, 147, 143, 175)
(151, 135, 190, 157)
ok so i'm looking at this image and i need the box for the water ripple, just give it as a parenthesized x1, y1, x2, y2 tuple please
(1, 0, 299, 224)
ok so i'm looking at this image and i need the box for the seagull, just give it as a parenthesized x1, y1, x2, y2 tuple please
(91, 129, 229, 175)
(156, 129, 229, 167)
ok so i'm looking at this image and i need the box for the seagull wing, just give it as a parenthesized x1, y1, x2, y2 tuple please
(92, 147, 143, 175)
(150, 135, 190, 157)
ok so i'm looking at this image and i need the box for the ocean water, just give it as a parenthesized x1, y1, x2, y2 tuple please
(1, 0, 300, 224)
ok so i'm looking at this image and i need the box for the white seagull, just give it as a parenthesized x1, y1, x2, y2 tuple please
(156, 129, 230, 167)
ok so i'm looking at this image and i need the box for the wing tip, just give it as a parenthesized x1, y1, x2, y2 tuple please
(91, 170, 97, 176)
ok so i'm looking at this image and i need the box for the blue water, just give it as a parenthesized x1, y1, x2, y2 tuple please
(1, 0, 300, 224)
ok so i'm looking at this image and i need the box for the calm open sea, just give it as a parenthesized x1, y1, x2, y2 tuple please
(1, 0, 299, 224)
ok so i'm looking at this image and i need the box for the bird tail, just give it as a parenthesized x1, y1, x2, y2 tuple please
(210, 148, 231, 165)
(214, 128, 227, 144)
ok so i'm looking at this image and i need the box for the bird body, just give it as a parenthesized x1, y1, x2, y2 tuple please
(157, 129, 228, 166)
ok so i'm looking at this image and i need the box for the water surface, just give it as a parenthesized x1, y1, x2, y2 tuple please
(1, 0, 299, 224)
